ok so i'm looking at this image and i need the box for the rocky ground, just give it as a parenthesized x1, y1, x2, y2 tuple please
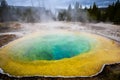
(0, 22, 120, 80)
(0, 34, 17, 47)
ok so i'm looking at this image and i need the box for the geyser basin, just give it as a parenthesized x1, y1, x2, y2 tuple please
(0, 30, 120, 77)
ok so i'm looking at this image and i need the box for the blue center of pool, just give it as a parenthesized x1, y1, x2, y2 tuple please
(10, 34, 91, 61)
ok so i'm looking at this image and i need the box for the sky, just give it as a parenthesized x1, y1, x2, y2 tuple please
(6, 0, 117, 9)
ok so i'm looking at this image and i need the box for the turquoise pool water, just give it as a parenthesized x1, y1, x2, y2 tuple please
(9, 33, 91, 61)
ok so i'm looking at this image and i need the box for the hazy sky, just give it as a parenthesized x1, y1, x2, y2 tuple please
(6, 0, 117, 9)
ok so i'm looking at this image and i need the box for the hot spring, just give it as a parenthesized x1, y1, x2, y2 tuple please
(0, 30, 120, 77)
(8, 31, 92, 61)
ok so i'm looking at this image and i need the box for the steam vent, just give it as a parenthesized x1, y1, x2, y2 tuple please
(0, 30, 120, 77)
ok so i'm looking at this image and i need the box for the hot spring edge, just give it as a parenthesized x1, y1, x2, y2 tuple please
(0, 30, 120, 77)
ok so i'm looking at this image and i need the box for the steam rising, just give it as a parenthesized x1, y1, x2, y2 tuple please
(0, 0, 120, 41)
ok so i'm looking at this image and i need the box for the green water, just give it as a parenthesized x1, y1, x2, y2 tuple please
(9, 34, 91, 61)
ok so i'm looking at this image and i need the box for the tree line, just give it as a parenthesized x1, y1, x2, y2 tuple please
(57, 0, 120, 24)
(58, 2, 88, 22)
(0, 0, 119, 24)
(0, 0, 55, 22)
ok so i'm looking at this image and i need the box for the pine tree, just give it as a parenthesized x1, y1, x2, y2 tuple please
(68, 4, 72, 11)
(88, 2, 102, 22)
(75, 2, 79, 10)
(114, 0, 120, 24)
(0, 0, 9, 22)
(1, 0, 8, 8)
